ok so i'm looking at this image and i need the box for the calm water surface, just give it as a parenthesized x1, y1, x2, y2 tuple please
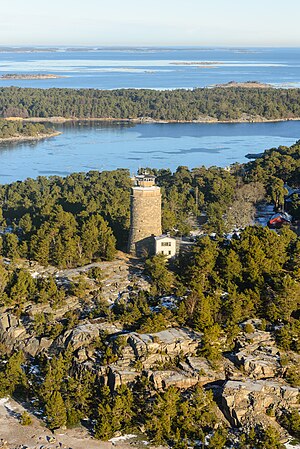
(0, 47, 299, 89)
(0, 121, 299, 184)
(0, 46, 299, 184)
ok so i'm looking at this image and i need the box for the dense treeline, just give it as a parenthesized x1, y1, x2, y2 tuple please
(0, 119, 53, 138)
(0, 141, 299, 267)
(246, 140, 300, 186)
(0, 141, 299, 446)
(1, 86, 300, 121)
(156, 166, 265, 234)
(245, 140, 300, 217)
(0, 166, 266, 265)
(176, 226, 300, 357)
(0, 170, 131, 267)
(0, 226, 296, 447)
(0, 349, 284, 448)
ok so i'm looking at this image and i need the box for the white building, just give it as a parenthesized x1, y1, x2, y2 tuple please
(154, 235, 177, 259)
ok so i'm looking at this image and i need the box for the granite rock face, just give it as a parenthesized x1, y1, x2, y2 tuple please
(0, 313, 27, 342)
(0, 311, 54, 357)
(148, 369, 200, 390)
(0, 312, 28, 351)
(182, 356, 224, 384)
(106, 328, 204, 390)
(108, 366, 140, 390)
(221, 379, 300, 427)
(54, 321, 122, 351)
(126, 328, 202, 368)
(215, 323, 300, 431)
(233, 330, 281, 380)
(2, 298, 300, 441)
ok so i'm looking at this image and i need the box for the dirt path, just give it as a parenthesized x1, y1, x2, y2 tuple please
(0, 397, 111, 449)
(0, 397, 158, 449)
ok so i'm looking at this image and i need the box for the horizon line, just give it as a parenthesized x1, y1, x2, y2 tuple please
(1, 44, 300, 48)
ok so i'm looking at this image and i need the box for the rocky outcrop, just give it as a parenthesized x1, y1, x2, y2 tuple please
(54, 320, 122, 351)
(0, 312, 28, 351)
(232, 325, 282, 380)
(0, 311, 54, 357)
(221, 379, 300, 427)
(181, 356, 224, 385)
(0, 313, 27, 341)
(125, 328, 202, 368)
(23, 336, 53, 357)
(0, 310, 123, 358)
(108, 366, 140, 390)
(107, 364, 207, 392)
(25, 296, 80, 320)
(104, 328, 204, 391)
(148, 369, 199, 390)
(234, 345, 280, 380)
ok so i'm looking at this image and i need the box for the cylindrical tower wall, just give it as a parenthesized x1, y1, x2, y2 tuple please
(128, 186, 162, 255)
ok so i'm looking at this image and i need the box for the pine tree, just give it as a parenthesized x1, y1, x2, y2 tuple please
(94, 403, 114, 440)
(3, 233, 19, 260)
(192, 293, 214, 331)
(145, 254, 175, 296)
(208, 427, 228, 448)
(40, 354, 68, 403)
(45, 391, 67, 430)
(146, 386, 180, 444)
(0, 351, 27, 397)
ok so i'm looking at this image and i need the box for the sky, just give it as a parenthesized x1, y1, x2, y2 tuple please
(1, 0, 300, 47)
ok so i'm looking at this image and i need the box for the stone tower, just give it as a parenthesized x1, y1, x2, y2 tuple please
(128, 173, 162, 256)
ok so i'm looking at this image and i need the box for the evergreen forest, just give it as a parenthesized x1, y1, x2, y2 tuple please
(1, 86, 300, 121)
(0, 139, 299, 448)
(0, 119, 54, 139)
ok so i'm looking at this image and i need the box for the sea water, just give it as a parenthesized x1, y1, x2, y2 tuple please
(0, 46, 299, 90)
(0, 120, 299, 184)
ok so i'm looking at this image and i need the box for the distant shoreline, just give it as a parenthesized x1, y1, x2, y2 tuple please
(0, 131, 61, 143)
(211, 81, 273, 89)
(9, 116, 300, 125)
(1, 73, 65, 80)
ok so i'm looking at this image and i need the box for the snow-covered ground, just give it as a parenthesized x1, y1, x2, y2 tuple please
(160, 295, 178, 310)
(109, 434, 137, 444)
(109, 434, 150, 446)
(285, 442, 300, 449)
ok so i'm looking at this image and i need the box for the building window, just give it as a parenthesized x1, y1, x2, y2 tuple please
(168, 251, 171, 255)
(161, 241, 172, 247)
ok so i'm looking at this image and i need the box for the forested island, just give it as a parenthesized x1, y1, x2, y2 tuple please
(0, 119, 59, 142)
(1, 86, 300, 122)
(0, 140, 299, 448)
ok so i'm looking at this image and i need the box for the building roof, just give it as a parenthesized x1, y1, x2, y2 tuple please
(269, 212, 292, 223)
(135, 173, 156, 179)
(154, 234, 176, 241)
